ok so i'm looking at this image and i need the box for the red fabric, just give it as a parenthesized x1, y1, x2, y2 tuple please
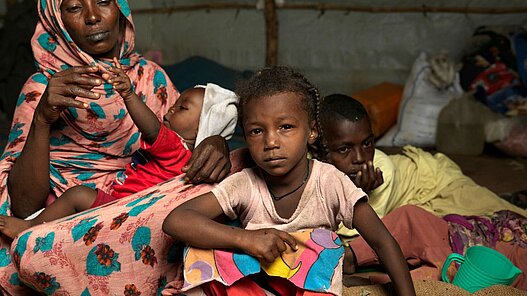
(202, 277, 267, 296)
(202, 276, 332, 296)
(352, 205, 451, 270)
(111, 125, 192, 199)
(496, 240, 527, 290)
(90, 189, 119, 209)
(45, 191, 57, 206)
(349, 205, 527, 290)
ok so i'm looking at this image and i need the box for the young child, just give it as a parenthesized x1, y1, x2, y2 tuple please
(317, 93, 527, 220)
(0, 59, 238, 239)
(316, 94, 527, 285)
(162, 66, 416, 295)
(316, 93, 384, 192)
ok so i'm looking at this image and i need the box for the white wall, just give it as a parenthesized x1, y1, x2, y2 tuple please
(129, 0, 527, 95)
(2, 1, 526, 95)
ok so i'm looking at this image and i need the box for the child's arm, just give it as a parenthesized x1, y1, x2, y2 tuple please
(163, 192, 298, 263)
(103, 58, 160, 144)
(352, 199, 416, 296)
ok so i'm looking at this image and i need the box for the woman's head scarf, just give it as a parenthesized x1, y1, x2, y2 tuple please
(0, 0, 177, 198)
(33, 0, 138, 75)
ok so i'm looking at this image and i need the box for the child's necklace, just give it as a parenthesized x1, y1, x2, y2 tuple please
(268, 161, 310, 201)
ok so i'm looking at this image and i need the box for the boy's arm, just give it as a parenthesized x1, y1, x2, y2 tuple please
(162, 192, 297, 263)
(352, 199, 416, 296)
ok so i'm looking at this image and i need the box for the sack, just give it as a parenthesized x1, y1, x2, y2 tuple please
(436, 93, 495, 155)
(391, 52, 463, 147)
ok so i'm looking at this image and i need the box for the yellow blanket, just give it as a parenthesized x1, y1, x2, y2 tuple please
(339, 146, 526, 237)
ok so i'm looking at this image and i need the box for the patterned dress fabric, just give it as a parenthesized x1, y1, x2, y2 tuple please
(180, 228, 344, 295)
(0, 0, 185, 294)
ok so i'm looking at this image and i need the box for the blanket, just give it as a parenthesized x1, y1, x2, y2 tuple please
(338, 146, 527, 238)
(373, 146, 527, 218)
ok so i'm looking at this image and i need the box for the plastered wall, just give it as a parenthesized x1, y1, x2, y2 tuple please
(1, 0, 526, 95)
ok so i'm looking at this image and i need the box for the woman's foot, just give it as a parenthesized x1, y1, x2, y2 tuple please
(0, 215, 33, 239)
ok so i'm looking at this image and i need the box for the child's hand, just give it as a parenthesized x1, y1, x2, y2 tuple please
(102, 57, 135, 101)
(351, 161, 383, 193)
(242, 228, 298, 263)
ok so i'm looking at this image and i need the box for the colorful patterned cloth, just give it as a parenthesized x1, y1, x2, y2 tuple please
(443, 214, 498, 256)
(1, 149, 251, 295)
(178, 228, 344, 296)
(8, 174, 215, 295)
(0, 0, 180, 294)
(1, 0, 177, 197)
(444, 210, 527, 256)
(492, 210, 527, 248)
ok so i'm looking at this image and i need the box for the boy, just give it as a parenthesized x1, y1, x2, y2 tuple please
(317, 93, 526, 220)
(317, 93, 527, 277)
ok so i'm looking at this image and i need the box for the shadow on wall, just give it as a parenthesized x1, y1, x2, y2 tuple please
(0, 0, 38, 121)
(162, 55, 254, 93)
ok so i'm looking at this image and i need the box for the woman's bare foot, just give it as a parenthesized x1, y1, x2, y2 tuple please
(0, 215, 33, 239)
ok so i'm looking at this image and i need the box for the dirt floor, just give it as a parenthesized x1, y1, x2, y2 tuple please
(448, 153, 526, 195)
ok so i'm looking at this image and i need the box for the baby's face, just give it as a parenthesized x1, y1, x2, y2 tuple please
(163, 88, 205, 143)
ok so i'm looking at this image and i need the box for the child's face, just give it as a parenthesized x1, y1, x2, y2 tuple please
(163, 88, 204, 142)
(323, 117, 375, 179)
(242, 92, 318, 177)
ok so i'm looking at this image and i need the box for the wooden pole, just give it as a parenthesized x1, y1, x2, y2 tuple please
(3, 3, 526, 19)
(264, 0, 278, 66)
(128, 3, 527, 15)
(131, 3, 254, 14)
(279, 3, 527, 14)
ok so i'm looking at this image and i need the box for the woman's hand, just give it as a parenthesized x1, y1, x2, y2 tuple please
(241, 228, 298, 263)
(35, 66, 102, 125)
(182, 135, 231, 184)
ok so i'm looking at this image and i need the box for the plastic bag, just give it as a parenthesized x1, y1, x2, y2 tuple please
(494, 117, 527, 157)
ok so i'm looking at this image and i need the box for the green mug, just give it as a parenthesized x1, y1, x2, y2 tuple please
(441, 246, 522, 293)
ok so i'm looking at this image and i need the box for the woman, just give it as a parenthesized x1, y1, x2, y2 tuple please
(0, 0, 230, 294)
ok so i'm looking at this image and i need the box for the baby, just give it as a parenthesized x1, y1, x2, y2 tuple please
(0, 59, 238, 239)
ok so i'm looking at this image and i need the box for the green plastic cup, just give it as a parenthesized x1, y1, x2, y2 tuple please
(441, 246, 522, 293)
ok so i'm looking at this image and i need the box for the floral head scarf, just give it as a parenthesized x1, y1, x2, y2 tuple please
(34, 0, 137, 75)
(1, 0, 177, 197)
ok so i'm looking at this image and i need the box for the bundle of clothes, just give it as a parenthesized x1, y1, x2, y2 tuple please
(459, 26, 527, 157)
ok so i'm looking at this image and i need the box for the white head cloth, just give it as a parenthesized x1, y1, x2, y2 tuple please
(194, 83, 239, 147)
